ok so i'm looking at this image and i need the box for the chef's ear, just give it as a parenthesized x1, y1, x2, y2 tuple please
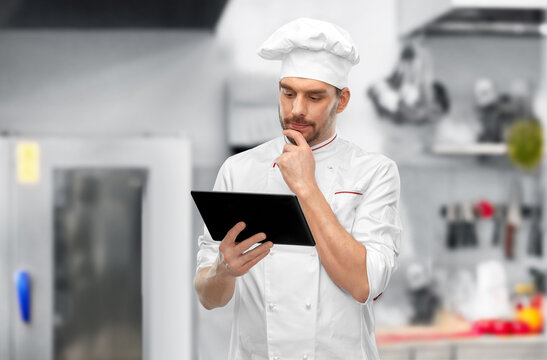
(336, 87, 350, 113)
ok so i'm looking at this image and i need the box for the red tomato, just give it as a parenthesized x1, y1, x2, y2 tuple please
(510, 320, 531, 334)
(473, 319, 495, 334)
(492, 319, 512, 335)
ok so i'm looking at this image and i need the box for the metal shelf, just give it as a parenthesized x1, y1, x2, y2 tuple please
(430, 143, 507, 155)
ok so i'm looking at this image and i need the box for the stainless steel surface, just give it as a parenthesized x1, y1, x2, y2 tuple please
(0, 139, 10, 360)
(423, 8, 546, 36)
(426, 21, 545, 36)
(53, 169, 145, 360)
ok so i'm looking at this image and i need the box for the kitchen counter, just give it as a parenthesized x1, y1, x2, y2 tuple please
(378, 334, 546, 360)
(376, 312, 546, 360)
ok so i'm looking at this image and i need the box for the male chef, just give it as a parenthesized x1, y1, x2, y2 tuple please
(195, 18, 402, 360)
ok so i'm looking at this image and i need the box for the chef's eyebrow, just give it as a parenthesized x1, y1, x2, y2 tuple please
(279, 83, 294, 91)
(307, 89, 328, 95)
(279, 83, 328, 95)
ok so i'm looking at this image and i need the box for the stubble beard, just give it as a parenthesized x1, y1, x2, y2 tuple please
(278, 104, 338, 146)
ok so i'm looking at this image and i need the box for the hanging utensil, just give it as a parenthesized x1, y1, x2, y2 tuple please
(527, 206, 543, 257)
(505, 181, 522, 260)
(491, 206, 505, 247)
(527, 171, 543, 257)
(462, 202, 478, 247)
(446, 204, 458, 249)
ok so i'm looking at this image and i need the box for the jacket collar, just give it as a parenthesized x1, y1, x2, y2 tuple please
(309, 132, 338, 154)
(273, 131, 339, 168)
(281, 131, 338, 152)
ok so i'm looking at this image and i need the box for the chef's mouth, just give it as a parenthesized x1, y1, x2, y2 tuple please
(285, 120, 312, 130)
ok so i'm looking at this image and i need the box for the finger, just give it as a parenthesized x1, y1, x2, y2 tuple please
(239, 245, 272, 273)
(238, 241, 273, 265)
(224, 221, 246, 244)
(283, 129, 308, 147)
(236, 232, 267, 253)
(275, 154, 287, 166)
(282, 143, 297, 153)
(224, 243, 270, 276)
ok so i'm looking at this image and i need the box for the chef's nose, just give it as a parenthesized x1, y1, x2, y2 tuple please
(291, 95, 306, 118)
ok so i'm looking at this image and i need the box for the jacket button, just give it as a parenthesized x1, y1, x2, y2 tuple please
(273, 357, 280, 360)
(269, 303, 277, 311)
(305, 302, 312, 310)
(302, 355, 309, 360)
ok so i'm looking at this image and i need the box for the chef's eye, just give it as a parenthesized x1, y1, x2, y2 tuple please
(284, 91, 295, 98)
(309, 96, 322, 101)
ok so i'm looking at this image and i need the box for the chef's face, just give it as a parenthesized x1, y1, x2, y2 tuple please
(278, 77, 350, 147)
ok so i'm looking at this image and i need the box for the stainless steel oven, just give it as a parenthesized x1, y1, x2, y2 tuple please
(0, 136, 193, 360)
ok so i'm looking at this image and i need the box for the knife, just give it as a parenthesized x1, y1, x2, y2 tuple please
(504, 181, 522, 260)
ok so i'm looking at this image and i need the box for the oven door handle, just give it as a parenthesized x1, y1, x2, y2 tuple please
(15, 269, 31, 324)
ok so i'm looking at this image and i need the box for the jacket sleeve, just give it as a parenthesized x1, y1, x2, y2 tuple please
(352, 159, 402, 304)
(195, 159, 233, 273)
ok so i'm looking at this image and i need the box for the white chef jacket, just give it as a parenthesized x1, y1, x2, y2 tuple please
(197, 132, 402, 360)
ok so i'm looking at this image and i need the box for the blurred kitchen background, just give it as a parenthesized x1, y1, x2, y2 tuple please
(1, 0, 547, 359)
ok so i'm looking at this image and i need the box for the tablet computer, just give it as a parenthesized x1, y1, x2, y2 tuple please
(191, 191, 315, 246)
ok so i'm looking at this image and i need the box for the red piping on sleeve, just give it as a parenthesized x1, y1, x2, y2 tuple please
(334, 191, 363, 195)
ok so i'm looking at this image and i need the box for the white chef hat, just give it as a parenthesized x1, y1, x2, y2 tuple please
(258, 17, 360, 89)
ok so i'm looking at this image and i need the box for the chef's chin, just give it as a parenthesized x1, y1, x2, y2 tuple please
(279, 120, 314, 144)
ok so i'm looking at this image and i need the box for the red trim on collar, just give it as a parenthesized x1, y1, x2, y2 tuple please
(311, 134, 337, 152)
(373, 292, 383, 301)
(273, 134, 337, 167)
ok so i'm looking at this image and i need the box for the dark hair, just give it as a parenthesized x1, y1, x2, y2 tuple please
(335, 87, 342, 99)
